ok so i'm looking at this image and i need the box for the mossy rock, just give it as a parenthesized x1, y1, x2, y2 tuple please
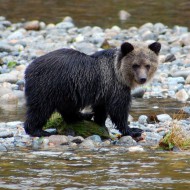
(44, 113, 110, 139)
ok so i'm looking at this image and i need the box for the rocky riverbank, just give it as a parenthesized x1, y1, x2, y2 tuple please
(0, 16, 190, 152)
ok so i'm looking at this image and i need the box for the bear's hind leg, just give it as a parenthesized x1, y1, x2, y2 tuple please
(57, 104, 82, 124)
(93, 105, 107, 126)
(24, 106, 54, 137)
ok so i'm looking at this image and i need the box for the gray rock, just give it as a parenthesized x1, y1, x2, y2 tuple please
(48, 135, 69, 145)
(170, 46, 182, 54)
(0, 131, 13, 138)
(180, 33, 190, 46)
(173, 26, 188, 34)
(0, 42, 13, 52)
(145, 132, 163, 141)
(141, 30, 155, 41)
(167, 77, 185, 84)
(154, 23, 167, 34)
(56, 22, 74, 30)
(138, 115, 148, 124)
(0, 73, 18, 83)
(185, 75, 190, 84)
(164, 54, 176, 63)
(182, 107, 190, 114)
(7, 29, 26, 40)
(117, 136, 137, 146)
(171, 70, 190, 79)
(87, 135, 102, 143)
(63, 16, 73, 23)
(119, 10, 131, 21)
(24, 20, 40, 31)
(0, 87, 12, 97)
(157, 114, 172, 122)
(6, 121, 23, 128)
(127, 145, 144, 152)
(140, 23, 154, 30)
(0, 123, 6, 128)
(79, 139, 95, 149)
(175, 89, 189, 102)
(0, 144, 7, 151)
(132, 87, 145, 98)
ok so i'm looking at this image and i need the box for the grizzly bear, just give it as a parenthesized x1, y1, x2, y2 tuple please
(24, 41, 161, 137)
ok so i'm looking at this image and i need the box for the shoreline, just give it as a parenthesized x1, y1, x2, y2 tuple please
(0, 16, 190, 152)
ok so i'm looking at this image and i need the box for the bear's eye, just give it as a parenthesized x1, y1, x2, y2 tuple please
(132, 64, 140, 70)
(146, 65, 151, 70)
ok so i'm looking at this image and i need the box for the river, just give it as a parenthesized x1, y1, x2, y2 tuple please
(0, 0, 190, 28)
(0, 149, 190, 189)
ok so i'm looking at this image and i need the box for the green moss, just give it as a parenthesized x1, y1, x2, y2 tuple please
(44, 112, 110, 139)
(7, 61, 17, 69)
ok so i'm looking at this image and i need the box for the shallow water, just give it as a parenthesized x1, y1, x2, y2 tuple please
(0, 0, 190, 28)
(0, 150, 190, 190)
(0, 99, 189, 190)
(0, 98, 188, 122)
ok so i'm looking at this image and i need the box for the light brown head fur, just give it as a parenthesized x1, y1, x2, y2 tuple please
(114, 42, 161, 89)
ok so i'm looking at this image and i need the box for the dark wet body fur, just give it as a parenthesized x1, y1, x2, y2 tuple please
(24, 48, 142, 137)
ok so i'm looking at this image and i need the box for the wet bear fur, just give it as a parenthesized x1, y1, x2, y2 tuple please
(24, 42, 161, 137)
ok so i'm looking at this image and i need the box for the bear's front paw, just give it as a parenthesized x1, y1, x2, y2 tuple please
(122, 127, 144, 139)
(26, 129, 52, 137)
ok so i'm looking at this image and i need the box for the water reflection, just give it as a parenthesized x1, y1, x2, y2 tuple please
(0, 0, 190, 28)
(0, 98, 188, 122)
(0, 150, 190, 189)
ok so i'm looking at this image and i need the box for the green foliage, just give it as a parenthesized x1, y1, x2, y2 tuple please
(7, 61, 17, 69)
(44, 112, 110, 139)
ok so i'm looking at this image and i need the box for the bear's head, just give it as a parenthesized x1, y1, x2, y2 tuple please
(115, 41, 161, 88)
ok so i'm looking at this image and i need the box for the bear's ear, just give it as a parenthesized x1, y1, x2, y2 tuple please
(121, 42, 134, 56)
(148, 42, 161, 55)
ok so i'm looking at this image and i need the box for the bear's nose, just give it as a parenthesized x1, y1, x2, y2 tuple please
(140, 78, 147, 84)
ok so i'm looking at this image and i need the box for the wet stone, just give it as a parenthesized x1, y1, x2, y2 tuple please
(127, 145, 144, 152)
(87, 135, 102, 143)
(138, 115, 148, 125)
(48, 135, 69, 146)
(70, 136, 84, 144)
(0, 143, 7, 151)
(0, 131, 13, 138)
(117, 136, 137, 146)
(157, 114, 172, 122)
(79, 139, 95, 149)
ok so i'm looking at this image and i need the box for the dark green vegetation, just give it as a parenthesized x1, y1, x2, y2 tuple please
(44, 113, 110, 139)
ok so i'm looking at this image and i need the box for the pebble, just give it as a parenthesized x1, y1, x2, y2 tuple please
(175, 89, 189, 102)
(156, 114, 172, 122)
(138, 115, 148, 124)
(47, 135, 69, 146)
(127, 145, 144, 152)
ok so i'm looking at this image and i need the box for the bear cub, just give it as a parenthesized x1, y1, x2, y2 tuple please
(24, 41, 161, 138)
